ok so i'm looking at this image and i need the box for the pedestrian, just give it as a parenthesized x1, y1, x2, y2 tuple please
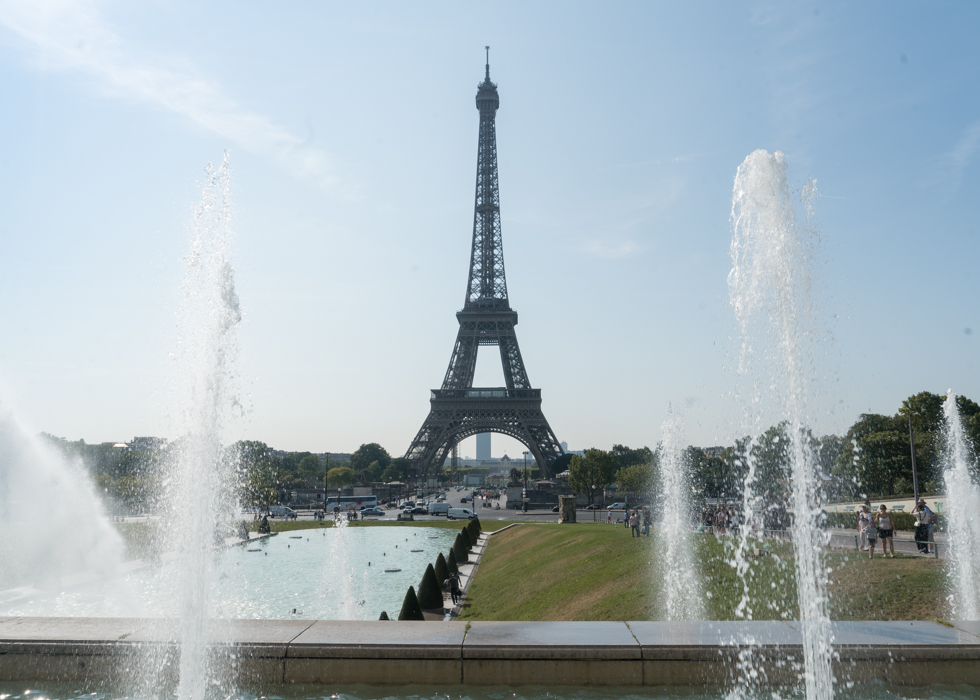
(630, 512, 639, 538)
(448, 573, 461, 605)
(857, 501, 870, 551)
(713, 506, 727, 536)
(607, 510, 612, 525)
(875, 504, 895, 558)
(912, 499, 931, 554)
(858, 504, 873, 553)
(863, 509, 877, 559)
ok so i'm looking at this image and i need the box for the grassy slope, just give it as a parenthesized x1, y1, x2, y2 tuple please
(458, 523, 949, 622)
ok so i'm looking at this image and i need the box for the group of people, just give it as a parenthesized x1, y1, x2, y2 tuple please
(858, 499, 935, 557)
(700, 504, 742, 537)
(605, 508, 650, 537)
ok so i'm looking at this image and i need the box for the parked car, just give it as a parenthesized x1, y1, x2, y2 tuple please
(552, 505, 560, 513)
(460, 495, 472, 503)
(448, 507, 476, 520)
(361, 507, 385, 516)
(584, 504, 602, 510)
(403, 506, 428, 515)
(607, 502, 627, 510)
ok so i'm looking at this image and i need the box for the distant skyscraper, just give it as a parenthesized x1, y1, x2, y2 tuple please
(560, 441, 568, 452)
(476, 433, 491, 460)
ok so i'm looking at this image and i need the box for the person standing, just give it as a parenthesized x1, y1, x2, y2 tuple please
(863, 508, 877, 559)
(912, 499, 931, 554)
(629, 511, 639, 538)
(858, 504, 873, 553)
(875, 504, 895, 558)
(448, 572, 461, 605)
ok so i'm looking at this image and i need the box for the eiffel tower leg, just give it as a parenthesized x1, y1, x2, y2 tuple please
(405, 391, 565, 479)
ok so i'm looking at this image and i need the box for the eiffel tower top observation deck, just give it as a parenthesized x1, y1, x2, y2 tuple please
(404, 50, 564, 478)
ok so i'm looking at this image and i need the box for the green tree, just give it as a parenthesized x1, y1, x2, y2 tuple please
(350, 443, 392, 474)
(616, 462, 655, 503)
(568, 448, 615, 505)
(297, 454, 323, 484)
(326, 467, 355, 487)
(610, 444, 654, 473)
(381, 459, 405, 482)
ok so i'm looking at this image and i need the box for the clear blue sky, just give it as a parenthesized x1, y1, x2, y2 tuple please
(0, 1, 977, 458)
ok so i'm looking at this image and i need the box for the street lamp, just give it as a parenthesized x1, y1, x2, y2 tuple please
(522, 451, 529, 513)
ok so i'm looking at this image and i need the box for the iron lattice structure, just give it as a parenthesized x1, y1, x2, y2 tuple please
(405, 53, 564, 479)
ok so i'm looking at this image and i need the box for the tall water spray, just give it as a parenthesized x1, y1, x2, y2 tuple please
(328, 517, 359, 619)
(657, 406, 702, 620)
(941, 390, 980, 620)
(0, 405, 124, 591)
(162, 155, 243, 700)
(728, 150, 832, 699)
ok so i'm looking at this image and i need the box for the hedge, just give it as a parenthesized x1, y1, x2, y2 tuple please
(435, 552, 450, 588)
(417, 563, 444, 610)
(397, 586, 424, 620)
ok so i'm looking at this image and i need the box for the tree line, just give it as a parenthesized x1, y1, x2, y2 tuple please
(564, 391, 979, 506)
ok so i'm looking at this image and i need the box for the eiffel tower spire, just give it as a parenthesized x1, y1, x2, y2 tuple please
(404, 55, 564, 479)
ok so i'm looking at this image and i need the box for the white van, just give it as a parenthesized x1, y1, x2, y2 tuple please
(427, 502, 450, 516)
(447, 507, 476, 520)
(268, 506, 297, 519)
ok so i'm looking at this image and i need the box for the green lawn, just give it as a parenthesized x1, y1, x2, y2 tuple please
(458, 523, 949, 622)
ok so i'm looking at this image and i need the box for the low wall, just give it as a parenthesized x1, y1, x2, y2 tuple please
(0, 618, 978, 687)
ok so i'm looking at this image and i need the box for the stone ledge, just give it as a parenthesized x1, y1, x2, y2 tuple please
(0, 618, 979, 686)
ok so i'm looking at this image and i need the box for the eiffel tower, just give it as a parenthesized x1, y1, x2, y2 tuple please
(405, 50, 564, 479)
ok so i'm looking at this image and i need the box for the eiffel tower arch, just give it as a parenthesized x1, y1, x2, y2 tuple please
(405, 51, 564, 479)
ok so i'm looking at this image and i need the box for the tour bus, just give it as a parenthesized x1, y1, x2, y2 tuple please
(324, 495, 378, 511)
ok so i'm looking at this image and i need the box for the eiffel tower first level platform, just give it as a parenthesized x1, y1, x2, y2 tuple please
(404, 50, 564, 479)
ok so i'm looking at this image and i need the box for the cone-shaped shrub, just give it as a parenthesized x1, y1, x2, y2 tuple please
(378, 610, 390, 620)
(447, 548, 459, 575)
(459, 527, 472, 549)
(453, 534, 469, 563)
(435, 552, 450, 588)
(417, 563, 444, 610)
(466, 519, 480, 543)
(472, 517, 482, 536)
(397, 586, 424, 620)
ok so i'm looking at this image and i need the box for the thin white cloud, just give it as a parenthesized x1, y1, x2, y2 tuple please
(939, 120, 980, 192)
(0, 0, 345, 193)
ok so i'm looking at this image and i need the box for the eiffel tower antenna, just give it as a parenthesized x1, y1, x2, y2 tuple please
(405, 56, 564, 479)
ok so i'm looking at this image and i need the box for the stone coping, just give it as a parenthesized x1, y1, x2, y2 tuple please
(0, 618, 978, 686)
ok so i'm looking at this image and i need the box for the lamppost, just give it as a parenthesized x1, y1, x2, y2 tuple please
(522, 450, 529, 513)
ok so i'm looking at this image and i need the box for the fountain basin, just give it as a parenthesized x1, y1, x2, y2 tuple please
(0, 618, 978, 688)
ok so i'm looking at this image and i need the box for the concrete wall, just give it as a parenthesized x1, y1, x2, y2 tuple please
(1, 618, 978, 688)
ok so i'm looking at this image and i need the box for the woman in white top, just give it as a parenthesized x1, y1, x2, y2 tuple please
(875, 504, 896, 558)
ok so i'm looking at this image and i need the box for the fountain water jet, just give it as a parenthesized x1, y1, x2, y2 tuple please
(941, 389, 980, 620)
(0, 404, 124, 592)
(155, 154, 243, 700)
(327, 516, 359, 619)
(657, 405, 702, 620)
(728, 150, 832, 700)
